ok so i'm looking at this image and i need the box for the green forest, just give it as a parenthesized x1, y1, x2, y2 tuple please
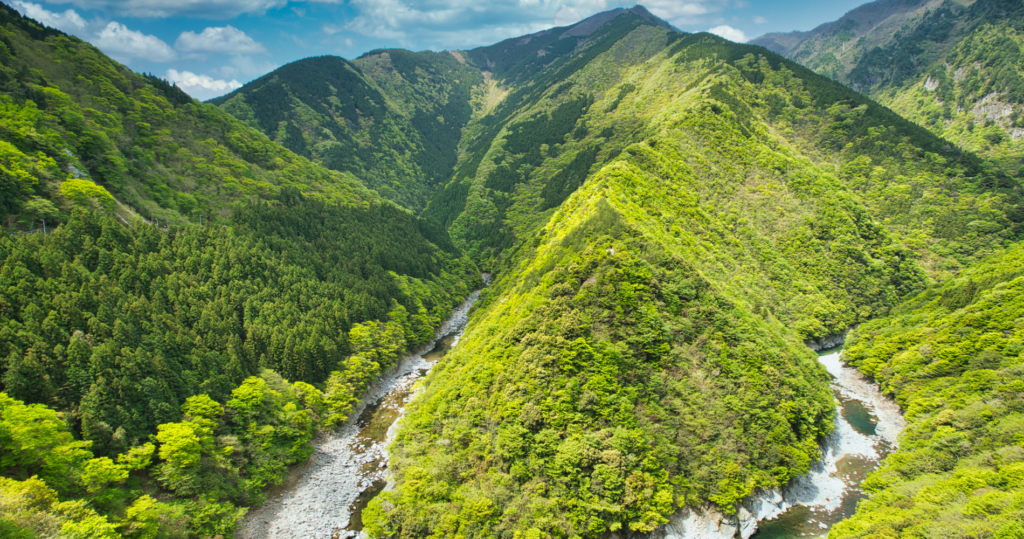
(365, 22, 1024, 538)
(212, 51, 484, 210)
(3, 0, 1024, 538)
(835, 241, 1024, 538)
(0, 4, 375, 231)
(753, 0, 1024, 179)
(0, 188, 478, 535)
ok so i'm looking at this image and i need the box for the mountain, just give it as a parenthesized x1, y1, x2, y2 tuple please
(0, 3, 480, 536)
(0, 3, 382, 230)
(210, 52, 484, 210)
(360, 16, 1023, 539)
(2, 2, 1024, 538)
(210, 6, 676, 211)
(751, 0, 1024, 178)
(836, 241, 1024, 537)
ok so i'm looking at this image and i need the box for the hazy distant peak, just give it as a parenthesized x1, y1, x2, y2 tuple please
(750, 0, 951, 55)
(560, 4, 678, 38)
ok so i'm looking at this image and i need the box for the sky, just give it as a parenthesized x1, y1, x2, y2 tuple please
(9, 0, 870, 100)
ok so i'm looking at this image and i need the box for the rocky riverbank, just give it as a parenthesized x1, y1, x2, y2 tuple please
(806, 332, 848, 352)
(236, 291, 480, 539)
(645, 347, 905, 539)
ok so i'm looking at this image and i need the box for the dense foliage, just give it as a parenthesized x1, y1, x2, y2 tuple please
(0, 193, 477, 535)
(0, 196, 477, 455)
(367, 20, 1022, 539)
(0, 358, 417, 538)
(3, 2, 1023, 538)
(753, 0, 1024, 178)
(214, 51, 484, 210)
(436, 22, 1022, 333)
(0, 3, 373, 230)
(365, 200, 835, 538)
(834, 241, 1024, 538)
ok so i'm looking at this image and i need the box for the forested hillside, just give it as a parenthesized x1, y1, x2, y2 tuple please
(0, 2, 482, 536)
(752, 0, 1024, 178)
(0, 3, 377, 230)
(834, 241, 1024, 537)
(363, 19, 1023, 538)
(212, 52, 483, 210)
(0, 190, 480, 535)
(2, 1, 1024, 538)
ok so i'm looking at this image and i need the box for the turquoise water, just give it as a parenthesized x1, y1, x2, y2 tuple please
(752, 345, 882, 539)
(753, 450, 875, 538)
(842, 399, 877, 437)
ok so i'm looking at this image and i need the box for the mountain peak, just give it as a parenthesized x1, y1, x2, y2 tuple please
(750, 0, 947, 56)
(560, 4, 678, 38)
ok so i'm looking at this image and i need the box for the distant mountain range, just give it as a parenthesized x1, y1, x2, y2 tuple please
(752, 0, 1024, 176)
(2, 1, 1023, 538)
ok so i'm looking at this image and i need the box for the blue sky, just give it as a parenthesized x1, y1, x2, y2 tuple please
(9, 0, 869, 100)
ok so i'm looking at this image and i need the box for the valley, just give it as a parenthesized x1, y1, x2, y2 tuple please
(238, 290, 479, 539)
(1, 1, 1022, 538)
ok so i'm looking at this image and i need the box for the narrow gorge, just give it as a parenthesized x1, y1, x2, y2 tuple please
(238, 291, 481, 539)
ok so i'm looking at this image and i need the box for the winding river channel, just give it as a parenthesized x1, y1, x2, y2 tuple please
(745, 346, 906, 539)
(239, 294, 904, 539)
(648, 344, 905, 539)
(237, 290, 480, 539)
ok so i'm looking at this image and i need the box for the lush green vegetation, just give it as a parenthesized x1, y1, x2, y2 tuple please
(0, 3, 483, 537)
(0, 363, 404, 537)
(4, 2, 1024, 537)
(0, 3, 373, 230)
(365, 198, 835, 538)
(366, 20, 1023, 538)
(213, 51, 483, 210)
(0, 193, 477, 452)
(834, 241, 1024, 538)
(754, 0, 1024, 178)
(0, 194, 478, 535)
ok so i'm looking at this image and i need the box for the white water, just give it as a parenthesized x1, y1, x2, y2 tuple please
(236, 302, 902, 539)
(237, 291, 480, 539)
(648, 348, 906, 539)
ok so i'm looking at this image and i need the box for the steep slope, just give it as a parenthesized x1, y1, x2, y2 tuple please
(363, 26, 1023, 537)
(2, 3, 1023, 538)
(430, 17, 1021, 325)
(0, 4, 482, 537)
(751, 0, 1024, 177)
(463, 5, 675, 84)
(212, 52, 484, 210)
(0, 2, 374, 229)
(211, 7, 676, 212)
(835, 242, 1024, 538)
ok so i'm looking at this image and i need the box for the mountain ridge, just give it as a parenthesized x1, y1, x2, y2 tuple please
(2, 2, 1024, 538)
(750, 0, 1024, 178)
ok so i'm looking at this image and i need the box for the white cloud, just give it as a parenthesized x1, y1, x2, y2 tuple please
(753, 15, 767, 24)
(554, 4, 582, 26)
(166, 68, 242, 100)
(175, 26, 265, 55)
(338, 0, 584, 48)
(708, 24, 747, 43)
(11, 1, 86, 33)
(643, 0, 714, 25)
(322, 23, 344, 36)
(44, 0, 292, 19)
(93, 21, 177, 62)
(213, 55, 278, 78)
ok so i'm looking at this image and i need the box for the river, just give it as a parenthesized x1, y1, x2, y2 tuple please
(239, 305, 902, 539)
(748, 346, 905, 539)
(237, 290, 480, 539)
(648, 344, 905, 539)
